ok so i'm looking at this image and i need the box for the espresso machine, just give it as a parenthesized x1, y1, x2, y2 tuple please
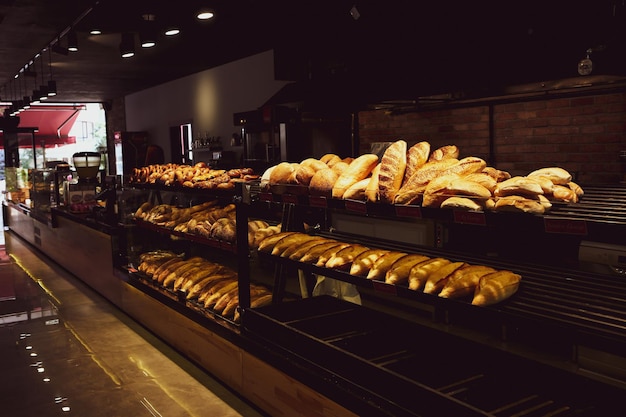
(65, 152, 102, 213)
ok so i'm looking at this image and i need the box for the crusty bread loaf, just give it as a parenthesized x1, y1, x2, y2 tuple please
(482, 166, 511, 182)
(309, 168, 339, 195)
(320, 153, 341, 167)
(280, 236, 325, 258)
(428, 145, 459, 162)
(330, 161, 350, 176)
(385, 254, 431, 285)
(378, 140, 407, 204)
(567, 181, 584, 197)
(366, 251, 408, 280)
(257, 231, 297, 253)
(527, 167, 572, 185)
(411, 260, 448, 291)
(404, 141, 431, 184)
(423, 261, 467, 294)
(462, 172, 498, 193)
(269, 162, 297, 185)
(209, 218, 236, 242)
(332, 154, 379, 199)
(271, 232, 315, 256)
(295, 164, 316, 186)
(552, 184, 578, 203)
(287, 238, 334, 260)
(365, 163, 381, 203)
(315, 243, 351, 267)
(439, 265, 496, 299)
(300, 157, 328, 172)
(472, 270, 521, 306)
(299, 241, 346, 264)
(325, 244, 371, 270)
(395, 157, 486, 205)
(526, 175, 554, 195)
(343, 178, 371, 200)
(440, 196, 483, 211)
(494, 176, 544, 198)
(493, 195, 545, 214)
(350, 249, 390, 276)
(422, 174, 461, 208)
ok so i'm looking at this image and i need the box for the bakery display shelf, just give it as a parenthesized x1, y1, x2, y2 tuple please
(124, 266, 240, 331)
(257, 231, 626, 359)
(126, 181, 238, 196)
(242, 295, 623, 417)
(133, 218, 237, 253)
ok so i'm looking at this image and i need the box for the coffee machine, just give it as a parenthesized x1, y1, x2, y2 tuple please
(65, 152, 102, 213)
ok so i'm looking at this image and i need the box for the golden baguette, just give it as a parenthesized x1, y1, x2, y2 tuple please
(332, 153, 379, 199)
(325, 244, 370, 270)
(180, 264, 228, 292)
(472, 270, 522, 306)
(494, 176, 544, 198)
(408, 258, 451, 290)
(197, 277, 236, 303)
(173, 262, 210, 291)
(281, 236, 326, 258)
(439, 265, 496, 299)
(315, 243, 352, 267)
(404, 141, 431, 184)
(385, 254, 431, 285)
(204, 281, 239, 309)
(552, 184, 578, 203)
(423, 261, 467, 294)
(287, 238, 335, 260)
(299, 242, 346, 264)
(462, 172, 497, 193)
(349, 249, 390, 276)
(367, 251, 409, 280)
(187, 273, 235, 300)
(163, 259, 205, 288)
(250, 292, 273, 308)
(211, 285, 240, 312)
(271, 232, 311, 256)
(257, 231, 297, 253)
(378, 139, 407, 204)
(152, 258, 186, 282)
(158, 256, 204, 285)
(365, 163, 381, 203)
(220, 295, 239, 317)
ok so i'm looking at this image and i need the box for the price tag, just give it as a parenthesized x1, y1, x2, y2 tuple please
(394, 205, 422, 218)
(259, 192, 273, 202)
(308, 195, 328, 208)
(281, 194, 299, 204)
(544, 218, 588, 235)
(453, 210, 486, 225)
(371, 280, 398, 295)
(344, 199, 367, 214)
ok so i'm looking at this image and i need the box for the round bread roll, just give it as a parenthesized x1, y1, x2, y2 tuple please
(269, 162, 296, 185)
(309, 168, 339, 195)
(320, 153, 341, 167)
(300, 158, 328, 172)
(295, 164, 316, 186)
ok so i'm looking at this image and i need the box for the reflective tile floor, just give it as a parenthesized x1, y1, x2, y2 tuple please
(0, 232, 268, 417)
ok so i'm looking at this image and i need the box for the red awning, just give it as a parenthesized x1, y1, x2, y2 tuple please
(6, 105, 82, 147)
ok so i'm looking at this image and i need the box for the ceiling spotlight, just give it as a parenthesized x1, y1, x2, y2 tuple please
(164, 26, 180, 36)
(120, 33, 135, 58)
(67, 30, 79, 52)
(47, 80, 57, 97)
(197, 9, 215, 20)
(90, 29, 102, 35)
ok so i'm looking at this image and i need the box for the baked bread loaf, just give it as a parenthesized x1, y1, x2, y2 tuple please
(315, 243, 351, 267)
(472, 270, 521, 306)
(299, 241, 346, 264)
(439, 265, 496, 299)
(378, 140, 407, 204)
(552, 184, 578, 203)
(365, 163, 381, 203)
(325, 244, 371, 270)
(404, 141, 431, 184)
(423, 261, 467, 294)
(320, 153, 341, 167)
(385, 254, 431, 285)
(366, 251, 408, 280)
(528, 167, 572, 185)
(269, 162, 298, 185)
(287, 238, 335, 260)
(428, 145, 460, 161)
(350, 249, 391, 276)
(309, 168, 339, 195)
(494, 176, 544, 198)
(300, 157, 328, 172)
(294, 164, 316, 186)
(257, 231, 297, 253)
(462, 172, 498, 193)
(332, 154, 379, 199)
(493, 195, 545, 214)
(440, 196, 483, 211)
(343, 178, 371, 201)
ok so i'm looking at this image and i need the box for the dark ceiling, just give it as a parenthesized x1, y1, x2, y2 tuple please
(1, 0, 626, 112)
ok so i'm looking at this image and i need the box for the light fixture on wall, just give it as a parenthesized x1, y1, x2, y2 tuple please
(120, 32, 135, 58)
(67, 29, 79, 52)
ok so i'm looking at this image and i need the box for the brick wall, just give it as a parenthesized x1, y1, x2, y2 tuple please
(358, 92, 626, 184)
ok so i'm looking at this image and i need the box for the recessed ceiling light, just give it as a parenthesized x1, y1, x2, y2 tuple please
(90, 29, 102, 35)
(164, 27, 180, 36)
(197, 10, 214, 20)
